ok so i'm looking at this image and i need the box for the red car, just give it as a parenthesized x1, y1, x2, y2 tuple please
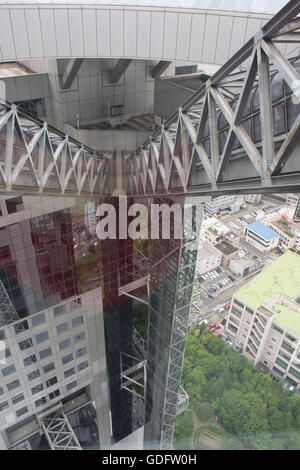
(225, 304, 231, 310)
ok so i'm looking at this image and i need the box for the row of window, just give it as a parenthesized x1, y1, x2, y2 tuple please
(1, 331, 86, 378)
(0, 360, 89, 415)
(17, 316, 83, 352)
(8, 298, 82, 338)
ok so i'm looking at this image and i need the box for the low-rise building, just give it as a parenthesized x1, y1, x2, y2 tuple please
(267, 220, 296, 251)
(225, 251, 300, 390)
(201, 217, 230, 245)
(215, 240, 239, 267)
(204, 195, 244, 216)
(245, 194, 261, 205)
(244, 221, 279, 252)
(196, 241, 222, 275)
(224, 231, 240, 248)
(229, 256, 251, 278)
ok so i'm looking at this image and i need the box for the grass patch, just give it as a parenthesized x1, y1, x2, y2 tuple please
(194, 424, 226, 450)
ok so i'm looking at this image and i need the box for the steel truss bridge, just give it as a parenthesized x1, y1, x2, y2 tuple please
(0, 2, 298, 198)
(0, 0, 299, 452)
(127, 0, 300, 198)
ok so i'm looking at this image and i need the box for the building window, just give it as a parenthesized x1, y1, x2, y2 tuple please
(281, 341, 295, 354)
(12, 393, 24, 405)
(289, 367, 300, 380)
(46, 376, 58, 388)
(15, 98, 46, 118)
(74, 332, 85, 344)
(231, 308, 242, 319)
(5, 348, 11, 358)
(49, 390, 60, 400)
(14, 320, 29, 335)
(39, 347, 52, 360)
(278, 350, 291, 362)
(66, 381, 77, 391)
(0, 401, 9, 412)
(19, 338, 33, 351)
(76, 347, 87, 358)
(228, 323, 238, 334)
(24, 354, 37, 367)
(72, 316, 83, 328)
(234, 299, 244, 309)
(59, 338, 71, 351)
(78, 361, 88, 372)
(285, 333, 296, 343)
(230, 316, 240, 327)
(62, 353, 73, 365)
(56, 322, 69, 335)
(35, 397, 47, 408)
(2, 364, 16, 377)
(64, 368, 75, 379)
(16, 406, 28, 418)
(53, 305, 66, 318)
(276, 357, 288, 369)
(28, 370, 40, 381)
(175, 65, 197, 75)
(43, 363, 55, 374)
(7, 379, 20, 391)
(272, 323, 284, 335)
(35, 331, 49, 344)
(31, 313, 46, 327)
(31, 384, 44, 395)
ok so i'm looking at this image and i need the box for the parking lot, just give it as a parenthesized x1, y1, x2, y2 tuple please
(193, 266, 237, 305)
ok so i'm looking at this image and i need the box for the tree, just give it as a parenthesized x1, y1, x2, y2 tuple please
(173, 408, 194, 448)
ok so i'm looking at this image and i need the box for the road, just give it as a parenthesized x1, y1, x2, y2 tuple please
(189, 196, 286, 326)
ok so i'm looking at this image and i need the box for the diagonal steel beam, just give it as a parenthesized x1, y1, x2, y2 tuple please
(61, 59, 84, 90)
(110, 59, 132, 84)
(151, 61, 172, 79)
(269, 113, 300, 176)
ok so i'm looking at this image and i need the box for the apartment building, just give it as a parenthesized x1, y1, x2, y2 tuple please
(244, 221, 279, 253)
(225, 251, 300, 390)
(204, 195, 243, 216)
(267, 220, 296, 251)
(196, 241, 222, 276)
(215, 240, 239, 268)
(0, 195, 110, 450)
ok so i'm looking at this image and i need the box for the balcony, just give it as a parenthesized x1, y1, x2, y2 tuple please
(176, 386, 189, 416)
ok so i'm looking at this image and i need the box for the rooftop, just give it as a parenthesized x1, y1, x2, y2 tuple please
(272, 303, 300, 338)
(230, 256, 251, 268)
(215, 240, 238, 256)
(247, 221, 279, 240)
(235, 251, 300, 337)
(198, 241, 220, 258)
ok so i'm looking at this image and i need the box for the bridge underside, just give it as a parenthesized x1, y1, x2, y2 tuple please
(0, 3, 298, 200)
(126, 1, 300, 199)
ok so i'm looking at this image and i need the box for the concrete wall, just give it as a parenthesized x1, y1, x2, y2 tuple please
(21, 58, 155, 135)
